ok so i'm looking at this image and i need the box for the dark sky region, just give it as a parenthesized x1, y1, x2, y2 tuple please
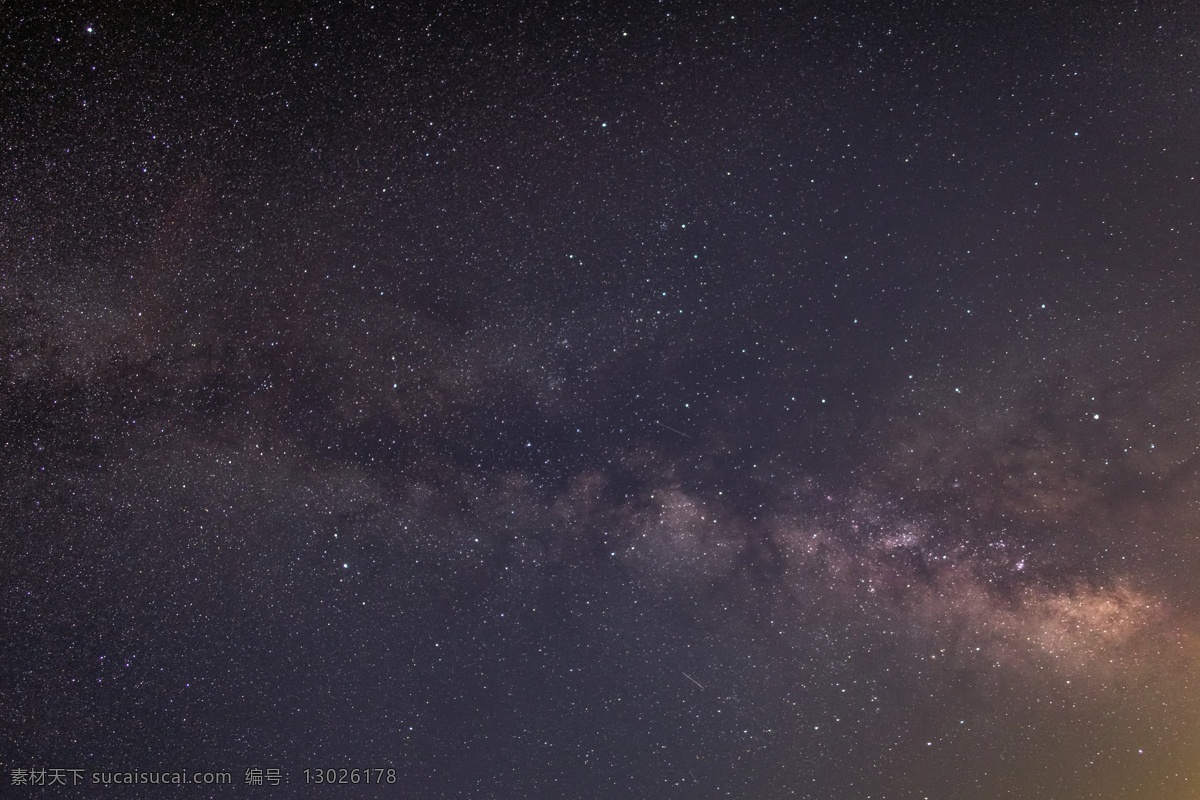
(2, 2, 1199, 798)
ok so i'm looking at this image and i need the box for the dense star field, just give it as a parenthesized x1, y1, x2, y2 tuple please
(2, 2, 1198, 797)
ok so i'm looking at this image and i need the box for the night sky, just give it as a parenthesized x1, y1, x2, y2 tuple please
(2, 2, 1199, 798)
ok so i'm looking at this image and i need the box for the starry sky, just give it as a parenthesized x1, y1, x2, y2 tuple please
(2, 2, 1199, 798)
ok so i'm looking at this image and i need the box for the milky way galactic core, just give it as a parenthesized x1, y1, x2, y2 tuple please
(2, 3, 1198, 798)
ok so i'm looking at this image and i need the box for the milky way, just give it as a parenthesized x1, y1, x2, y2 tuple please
(2, 3, 1199, 798)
